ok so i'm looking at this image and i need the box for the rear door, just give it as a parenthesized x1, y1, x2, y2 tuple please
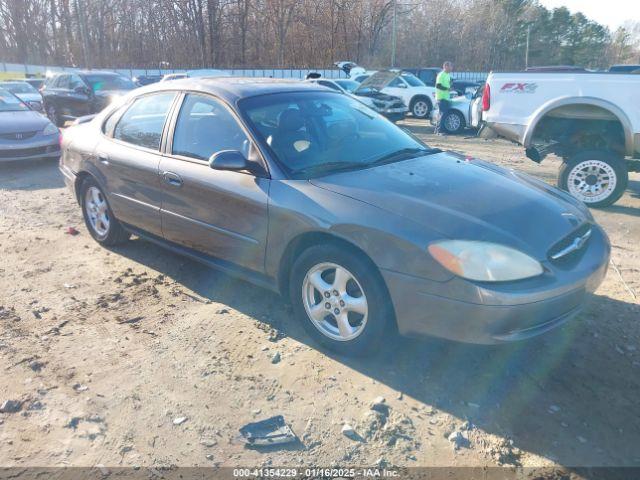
(98, 91, 178, 237)
(158, 93, 270, 273)
(67, 74, 92, 118)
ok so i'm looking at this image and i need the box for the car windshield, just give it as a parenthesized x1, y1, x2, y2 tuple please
(401, 73, 426, 87)
(241, 91, 437, 179)
(84, 74, 136, 91)
(0, 82, 37, 94)
(0, 89, 29, 112)
(334, 80, 360, 93)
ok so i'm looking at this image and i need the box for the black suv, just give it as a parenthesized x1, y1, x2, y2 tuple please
(42, 71, 136, 126)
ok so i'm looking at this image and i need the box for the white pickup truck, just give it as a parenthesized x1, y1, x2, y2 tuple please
(480, 72, 640, 207)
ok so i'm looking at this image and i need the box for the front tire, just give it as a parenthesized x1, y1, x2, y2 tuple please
(558, 150, 628, 208)
(442, 110, 465, 134)
(289, 244, 392, 356)
(80, 178, 130, 245)
(411, 97, 431, 119)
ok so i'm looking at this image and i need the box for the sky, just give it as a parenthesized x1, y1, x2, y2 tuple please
(538, 0, 639, 31)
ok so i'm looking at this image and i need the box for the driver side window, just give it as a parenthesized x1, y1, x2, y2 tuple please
(172, 94, 250, 161)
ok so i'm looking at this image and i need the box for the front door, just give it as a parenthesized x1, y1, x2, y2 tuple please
(159, 93, 270, 274)
(99, 91, 178, 237)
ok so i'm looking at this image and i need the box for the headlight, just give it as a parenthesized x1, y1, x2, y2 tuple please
(428, 240, 543, 282)
(43, 123, 59, 136)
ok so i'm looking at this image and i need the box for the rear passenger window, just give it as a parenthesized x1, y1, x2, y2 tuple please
(172, 94, 250, 160)
(113, 93, 176, 150)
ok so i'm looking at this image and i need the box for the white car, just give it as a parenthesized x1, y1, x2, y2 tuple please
(305, 78, 407, 122)
(429, 85, 485, 134)
(0, 81, 44, 112)
(336, 62, 436, 119)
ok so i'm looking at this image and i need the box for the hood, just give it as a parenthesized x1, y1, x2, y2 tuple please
(310, 152, 590, 260)
(356, 70, 399, 93)
(0, 110, 50, 134)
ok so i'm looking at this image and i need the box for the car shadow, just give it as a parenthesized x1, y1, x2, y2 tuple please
(112, 237, 640, 474)
(0, 158, 64, 190)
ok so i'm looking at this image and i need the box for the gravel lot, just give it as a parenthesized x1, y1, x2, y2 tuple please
(1, 122, 639, 473)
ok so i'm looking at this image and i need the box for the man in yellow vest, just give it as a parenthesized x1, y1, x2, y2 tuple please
(435, 61, 453, 135)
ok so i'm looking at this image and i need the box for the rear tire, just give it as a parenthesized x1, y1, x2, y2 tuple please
(289, 244, 392, 356)
(411, 97, 431, 119)
(80, 177, 130, 246)
(558, 150, 628, 208)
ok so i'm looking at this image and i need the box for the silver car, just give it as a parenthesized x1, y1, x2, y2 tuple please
(0, 88, 60, 163)
(59, 78, 609, 355)
(0, 80, 44, 112)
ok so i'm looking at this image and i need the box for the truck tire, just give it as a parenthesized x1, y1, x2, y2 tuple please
(558, 150, 628, 208)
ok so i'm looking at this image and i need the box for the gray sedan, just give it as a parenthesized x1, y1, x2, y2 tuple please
(59, 78, 609, 355)
(0, 88, 60, 162)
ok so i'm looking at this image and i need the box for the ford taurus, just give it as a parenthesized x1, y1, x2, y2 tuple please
(59, 78, 610, 355)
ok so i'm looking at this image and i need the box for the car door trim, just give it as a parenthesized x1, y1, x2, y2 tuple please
(160, 207, 260, 245)
(111, 192, 161, 213)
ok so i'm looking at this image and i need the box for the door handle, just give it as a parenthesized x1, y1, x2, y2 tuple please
(162, 171, 183, 187)
(97, 153, 109, 165)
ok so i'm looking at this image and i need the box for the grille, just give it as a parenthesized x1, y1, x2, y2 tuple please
(0, 145, 57, 159)
(0, 131, 38, 141)
(548, 223, 593, 261)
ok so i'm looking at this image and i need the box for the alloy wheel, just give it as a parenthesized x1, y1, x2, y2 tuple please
(84, 186, 110, 237)
(444, 112, 461, 132)
(413, 101, 429, 118)
(302, 262, 368, 342)
(567, 159, 617, 204)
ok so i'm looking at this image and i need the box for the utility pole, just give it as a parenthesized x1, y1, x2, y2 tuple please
(391, 0, 397, 68)
(525, 24, 531, 69)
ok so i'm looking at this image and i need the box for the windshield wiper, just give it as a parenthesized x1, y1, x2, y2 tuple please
(369, 147, 439, 167)
(294, 161, 366, 177)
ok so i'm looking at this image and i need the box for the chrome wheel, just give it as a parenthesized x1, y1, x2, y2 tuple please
(444, 112, 462, 132)
(567, 159, 617, 204)
(412, 100, 429, 118)
(302, 262, 368, 342)
(84, 186, 110, 237)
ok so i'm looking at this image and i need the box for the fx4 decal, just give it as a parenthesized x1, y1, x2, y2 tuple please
(500, 82, 538, 93)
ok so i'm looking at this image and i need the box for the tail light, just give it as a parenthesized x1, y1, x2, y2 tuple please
(482, 84, 490, 111)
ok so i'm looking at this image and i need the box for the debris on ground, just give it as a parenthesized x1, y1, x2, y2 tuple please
(65, 226, 80, 236)
(271, 352, 281, 364)
(0, 399, 22, 413)
(239, 415, 297, 447)
(448, 430, 470, 450)
(173, 416, 188, 426)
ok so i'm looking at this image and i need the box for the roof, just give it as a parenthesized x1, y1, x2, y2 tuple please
(139, 76, 327, 104)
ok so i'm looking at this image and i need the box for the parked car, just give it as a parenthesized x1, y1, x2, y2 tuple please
(0, 88, 60, 162)
(306, 77, 407, 122)
(0, 80, 44, 112)
(23, 78, 44, 90)
(481, 70, 640, 207)
(430, 84, 485, 134)
(60, 78, 610, 355)
(41, 71, 137, 126)
(133, 74, 163, 86)
(608, 64, 640, 73)
(345, 67, 436, 119)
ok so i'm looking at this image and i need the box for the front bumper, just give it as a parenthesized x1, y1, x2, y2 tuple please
(0, 137, 60, 162)
(382, 225, 610, 344)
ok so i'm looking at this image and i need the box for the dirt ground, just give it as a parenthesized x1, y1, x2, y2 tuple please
(1, 121, 639, 475)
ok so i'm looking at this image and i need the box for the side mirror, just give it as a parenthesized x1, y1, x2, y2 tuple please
(397, 83, 407, 88)
(209, 150, 266, 177)
(74, 85, 89, 94)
